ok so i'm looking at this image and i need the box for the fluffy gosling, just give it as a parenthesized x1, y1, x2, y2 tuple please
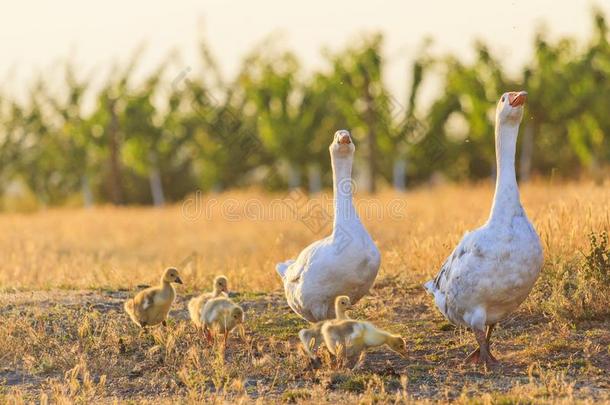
(188, 275, 229, 327)
(201, 296, 244, 345)
(321, 320, 407, 368)
(299, 295, 351, 363)
(124, 267, 183, 328)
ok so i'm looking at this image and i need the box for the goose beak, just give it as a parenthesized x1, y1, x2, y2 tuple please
(508, 91, 527, 107)
(175, 277, 183, 285)
(338, 134, 351, 145)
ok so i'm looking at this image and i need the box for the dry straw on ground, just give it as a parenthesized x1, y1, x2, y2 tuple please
(0, 181, 609, 403)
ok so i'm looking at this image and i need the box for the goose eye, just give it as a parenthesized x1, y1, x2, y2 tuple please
(501, 96, 505, 102)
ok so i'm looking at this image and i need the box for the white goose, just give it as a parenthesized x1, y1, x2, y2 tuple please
(425, 91, 543, 366)
(276, 130, 381, 322)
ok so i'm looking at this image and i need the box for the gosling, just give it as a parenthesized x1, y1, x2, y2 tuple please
(321, 320, 407, 368)
(188, 275, 229, 327)
(201, 297, 244, 345)
(124, 267, 183, 328)
(299, 295, 351, 363)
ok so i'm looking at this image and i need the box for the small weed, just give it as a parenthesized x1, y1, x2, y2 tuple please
(582, 231, 610, 285)
(282, 388, 312, 402)
(538, 231, 610, 322)
(335, 374, 367, 393)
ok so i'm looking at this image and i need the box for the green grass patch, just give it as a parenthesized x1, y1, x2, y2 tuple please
(247, 310, 304, 340)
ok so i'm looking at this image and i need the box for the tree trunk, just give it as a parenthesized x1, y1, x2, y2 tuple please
(393, 157, 406, 191)
(149, 168, 165, 206)
(81, 174, 93, 208)
(148, 151, 165, 206)
(107, 98, 124, 204)
(287, 162, 301, 189)
(308, 164, 322, 194)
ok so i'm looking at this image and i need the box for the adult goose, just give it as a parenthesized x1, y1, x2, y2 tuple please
(425, 92, 543, 366)
(276, 130, 381, 322)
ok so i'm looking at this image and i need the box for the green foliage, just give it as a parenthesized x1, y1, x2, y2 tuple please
(537, 231, 610, 322)
(1, 10, 610, 207)
(582, 231, 610, 286)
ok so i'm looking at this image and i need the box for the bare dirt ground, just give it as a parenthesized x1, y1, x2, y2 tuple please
(1, 276, 608, 403)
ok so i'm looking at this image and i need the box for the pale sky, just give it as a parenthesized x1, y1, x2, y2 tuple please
(1, 0, 608, 104)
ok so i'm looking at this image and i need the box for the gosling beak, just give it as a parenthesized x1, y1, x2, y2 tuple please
(175, 277, 183, 285)
(508, 91, 527, 107)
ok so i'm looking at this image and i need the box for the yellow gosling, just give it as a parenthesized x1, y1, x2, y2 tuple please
(201, 296, 244, 345)
(321, 320, 407, 368)
(188, 275, 229, 327)
(298, 295, 351, 363)
(124, 267, 183, 328)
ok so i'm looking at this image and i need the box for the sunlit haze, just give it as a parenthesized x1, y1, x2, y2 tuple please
(2, 0, 608, 104)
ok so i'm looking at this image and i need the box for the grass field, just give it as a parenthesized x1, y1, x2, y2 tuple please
(1, 181, 609, 403)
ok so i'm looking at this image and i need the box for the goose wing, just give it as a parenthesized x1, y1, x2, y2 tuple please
(281, 238, 329, 283)
(426, 230, 484, 293)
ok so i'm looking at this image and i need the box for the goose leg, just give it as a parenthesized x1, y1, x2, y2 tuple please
(349, 352, 365, 370)
(303, 336, 322, 368)
(464, 324, 499, 365)
(203, 326, 213, 344)
(198, 325, 208, 344)
(473, 328, 497, 368)
(138, 324, 149, 339)
(298, 331, 318, 361)
(464, 347, 480, 364)
(486, 324, 498, 363)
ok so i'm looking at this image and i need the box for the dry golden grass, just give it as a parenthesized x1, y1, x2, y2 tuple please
(2, 180, 608, 291)
(0, 181, 609, 403)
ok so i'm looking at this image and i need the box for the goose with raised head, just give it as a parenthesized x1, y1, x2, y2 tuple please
(276, 130, 381, 322)
(425, 91, 543, 367)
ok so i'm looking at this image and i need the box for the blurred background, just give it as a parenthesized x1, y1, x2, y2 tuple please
(1, 0, 610, 209)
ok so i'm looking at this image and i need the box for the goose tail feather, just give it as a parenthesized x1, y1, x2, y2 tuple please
(124, 299, 134, 315)
(423, 280, 436, 294)
(275, 259, 294, 280)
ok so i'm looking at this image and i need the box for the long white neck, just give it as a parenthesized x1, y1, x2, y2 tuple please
(331, 152, 357, 231)
(488, 120, 522, 224)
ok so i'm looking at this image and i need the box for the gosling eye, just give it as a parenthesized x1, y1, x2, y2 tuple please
(501, 96, 505, 102)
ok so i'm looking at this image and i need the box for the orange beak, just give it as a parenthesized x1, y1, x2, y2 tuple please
(338, 134, 351, 144)
(508, 91, 528, 107)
